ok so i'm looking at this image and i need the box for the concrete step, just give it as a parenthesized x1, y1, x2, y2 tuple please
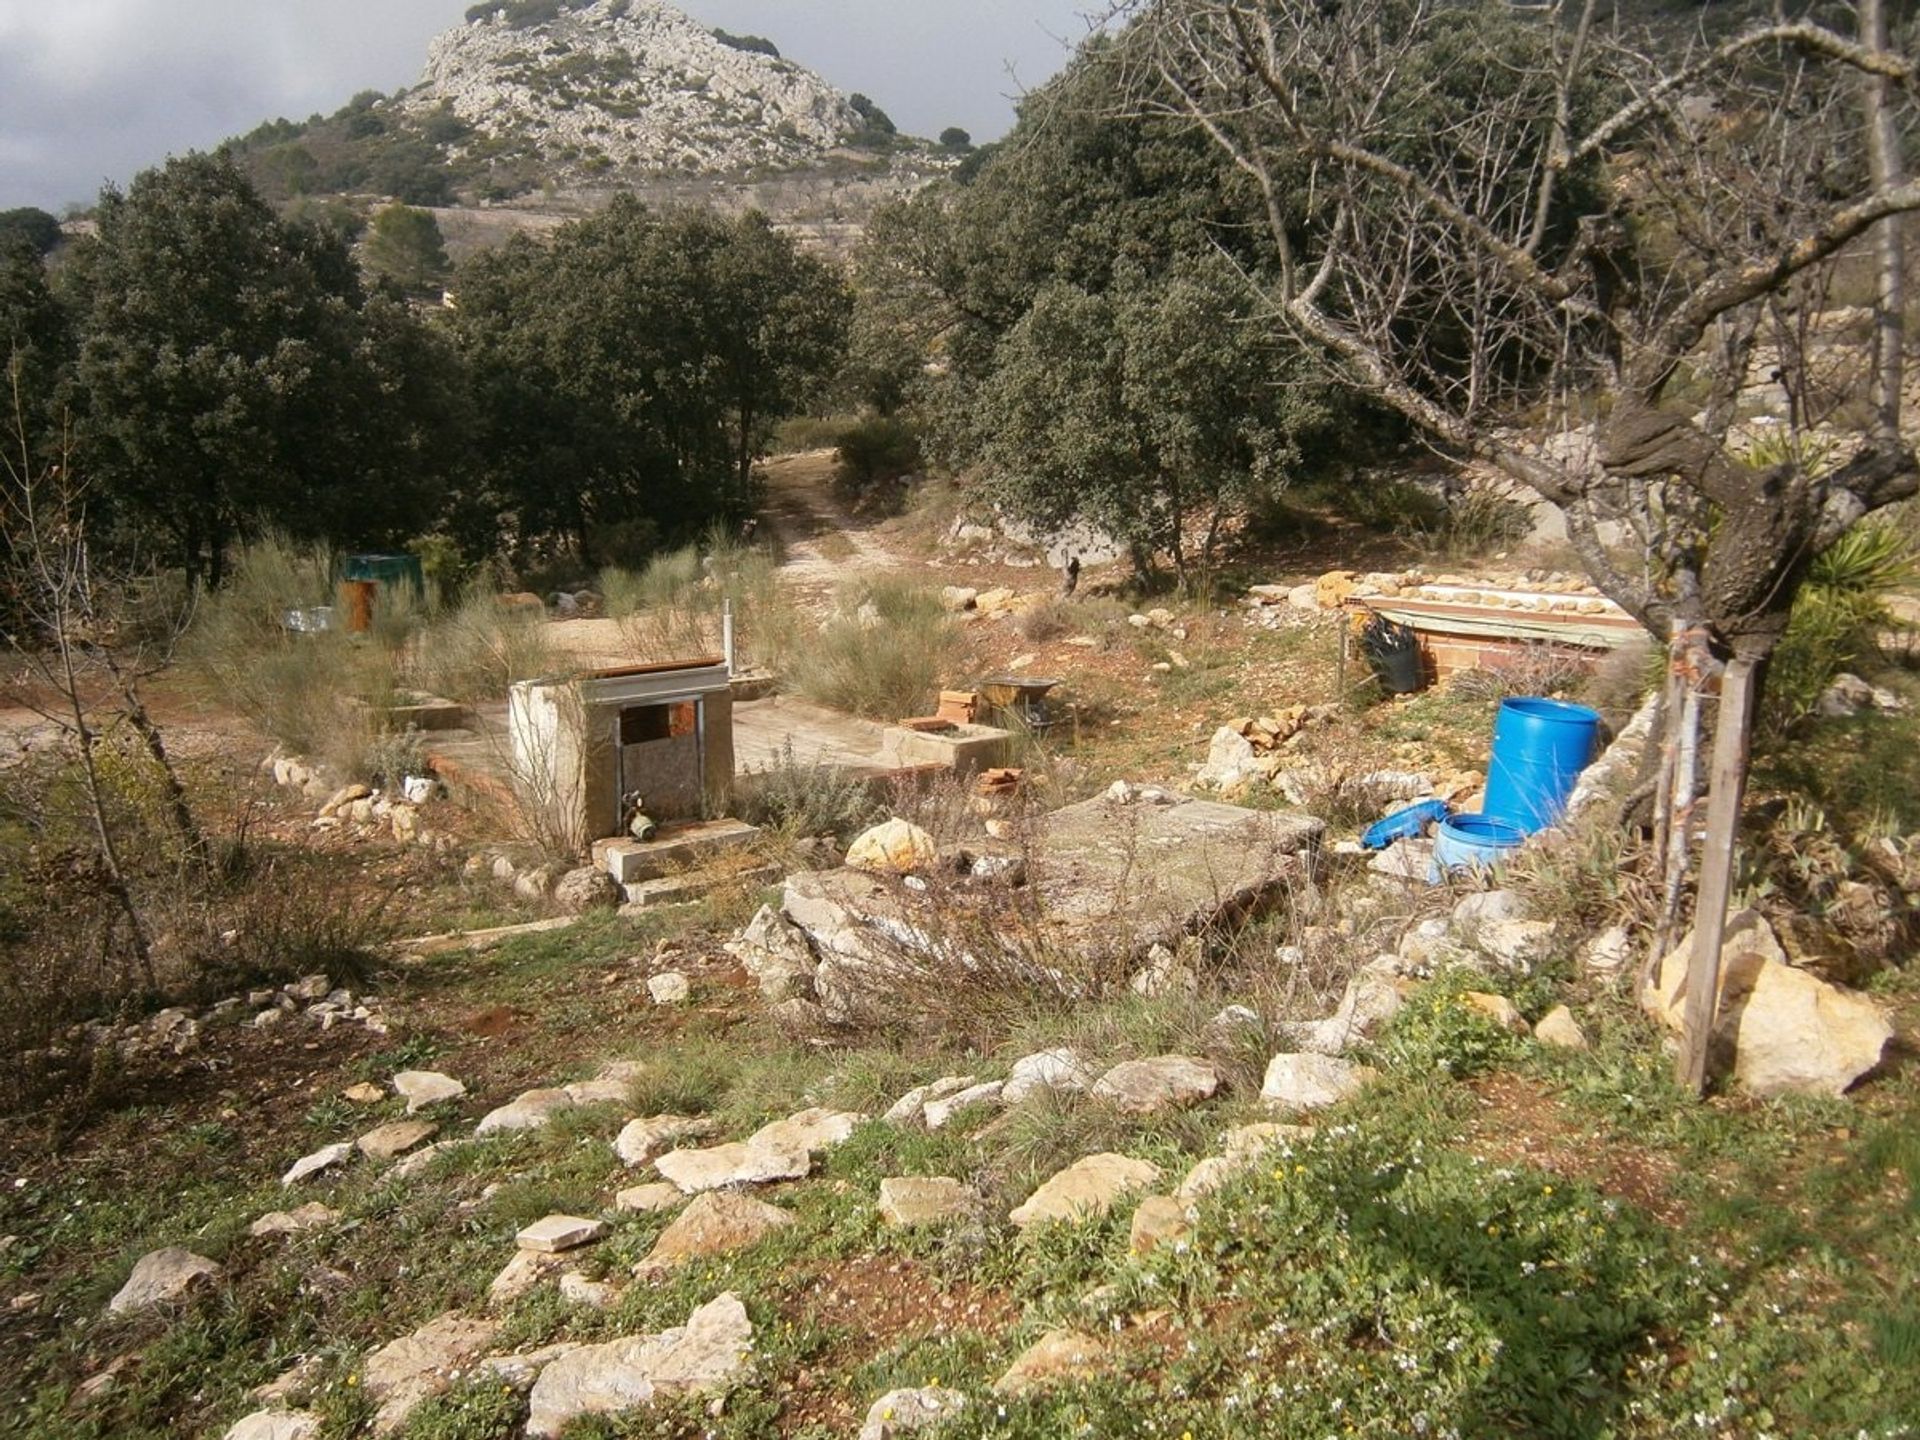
(619, 863, 780, 912)
(596, 818, 762, 885)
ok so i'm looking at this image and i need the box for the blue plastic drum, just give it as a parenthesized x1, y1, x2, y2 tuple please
(1481, 697, 1600, 835)
(1430, 813, 1528, 879)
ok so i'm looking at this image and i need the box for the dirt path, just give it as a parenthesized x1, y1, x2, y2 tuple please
(758, 450, 908, 602)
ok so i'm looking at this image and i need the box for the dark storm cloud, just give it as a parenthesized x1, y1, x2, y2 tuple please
(0, 1, 1091, 212)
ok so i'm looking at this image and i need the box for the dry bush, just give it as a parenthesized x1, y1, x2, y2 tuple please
(1017, 597, 1074, 643)
(0, 750, 387, 1113)
(409, 584, 556, 704)
(604, 535, 784, 671)
(1505, 813, 1657, 937)
(806, 797, 1325, 1053)
(189, 539, 556, 778)
(1446, 645, 1594, 704)
(782, 575, 959, 720)
(737, 738, 885, 844)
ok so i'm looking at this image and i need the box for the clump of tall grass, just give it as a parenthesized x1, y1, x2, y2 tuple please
(784, 575, 959, 720)
(185, 536, 382, 773)
(601, 532, 783, 669)
(409, 583, 556, 704)
(188, 537, 556, 777)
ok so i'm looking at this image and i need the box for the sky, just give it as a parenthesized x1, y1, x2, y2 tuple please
(0, 0, 1098, 213)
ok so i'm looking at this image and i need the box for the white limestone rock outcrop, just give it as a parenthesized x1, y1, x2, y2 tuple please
(402, 0, 859, 183)
(108, 1247, 221, 1315)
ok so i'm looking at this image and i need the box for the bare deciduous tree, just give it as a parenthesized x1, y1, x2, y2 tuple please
(3, 359, 206, 991)
(1123, 0, 1919, 1089)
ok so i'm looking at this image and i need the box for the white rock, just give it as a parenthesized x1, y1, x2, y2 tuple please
(222, 1411, 322, 1440)
(356, 1120, 438, 1161)
(477, 1341, 584, 1393)
(884, 1075, 978, 1128)
(249, 1204, 338, 1238)
(1476, 919, 1558, 969)
(516, 1215, 608, 1254)
(635, 1191, 795, 1273)
(524, 1293, 753, 1438)
(846, 818, 938, 875)
(281, 1142, 354, 1188)
(107, 1247, 221, 1315)
(488, 1250, 563, 1308)
(723, 905, 817, 1003)
(392, 1070, 466, 1114)
(1196, 726, 1261, 792)
(877, 1177, 983, 1228)
(1582, 926, 1635, 981)
(1001, 1048, 1094, 1105)
(614, 1183, 685, 1214)
(1090, 1056, 1220, 1114)
(654, 1137, 811, 1193)
(1451, 889, 1521, 930)
(1644, 910, 1894, 1097)
(923, 1081, 1005, 1130)
(1276, 963, 1406, 1056)
(475, 1088, 575, 1137)
(1009, 1153, 1161, 1229)
(647, 972, 691, 1006)
(364, 1312, 500, 1435)
(614, 1115, 717, 1168)
(1260, 1053, 1370, 1111)
(559, 1273, 621, 1309)
(1129, 944, 1199, 998)
(1534, 1005, 1589, 1051)
(859, 1386, 968, 1439)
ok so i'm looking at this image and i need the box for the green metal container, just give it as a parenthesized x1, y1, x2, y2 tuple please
(340, 553, 425, 596)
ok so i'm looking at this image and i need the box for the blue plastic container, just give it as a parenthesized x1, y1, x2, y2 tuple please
(1430, 813, 1527, 878)
(1361, 798, 1451, 851)
(1481, 697, 1601, 835)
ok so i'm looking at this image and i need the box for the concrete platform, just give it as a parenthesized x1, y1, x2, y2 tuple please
(733, 696, 1011, 782)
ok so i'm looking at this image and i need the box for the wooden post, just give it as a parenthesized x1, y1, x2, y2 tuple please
(1675, 652, 1759, 1095)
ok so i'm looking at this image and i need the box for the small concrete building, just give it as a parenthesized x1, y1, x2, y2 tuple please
(509, 659, 734, 852)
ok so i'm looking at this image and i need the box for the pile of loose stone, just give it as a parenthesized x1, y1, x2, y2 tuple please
(77, 972, 390, 1066)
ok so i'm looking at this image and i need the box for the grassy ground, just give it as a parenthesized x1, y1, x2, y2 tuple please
(1, 870, 1914, 1439)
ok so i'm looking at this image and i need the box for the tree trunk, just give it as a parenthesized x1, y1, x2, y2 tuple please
(55, 632, 155, 992)
(119, 676, 210, 874)
(1675, 647, 1763, 1095)
(1862, 0, 1906, 447)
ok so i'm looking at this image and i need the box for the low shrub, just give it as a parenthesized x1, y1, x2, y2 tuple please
(604, 533, 782, 670)
(783, 575, 957, 720)
(737, 739, 884, 842)
(410, 584, 556, 705)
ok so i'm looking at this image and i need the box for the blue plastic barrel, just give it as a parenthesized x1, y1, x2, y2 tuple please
(1481, 697, 1600, 835)
(1430, 813, 1527, 879)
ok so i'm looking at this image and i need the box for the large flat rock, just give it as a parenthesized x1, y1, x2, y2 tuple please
(781, 795, 1322, 1021)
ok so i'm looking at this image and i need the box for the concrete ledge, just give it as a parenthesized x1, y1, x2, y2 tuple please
(620, 863, 779, 911)
(882, 723, 1012, 774)
(597, 818, 762, 885)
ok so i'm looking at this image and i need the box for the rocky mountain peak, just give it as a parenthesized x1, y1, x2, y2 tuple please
(402, 0, 863, 180)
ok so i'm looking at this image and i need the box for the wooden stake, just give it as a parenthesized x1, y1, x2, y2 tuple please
(1676, 653, 1759, 1095)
